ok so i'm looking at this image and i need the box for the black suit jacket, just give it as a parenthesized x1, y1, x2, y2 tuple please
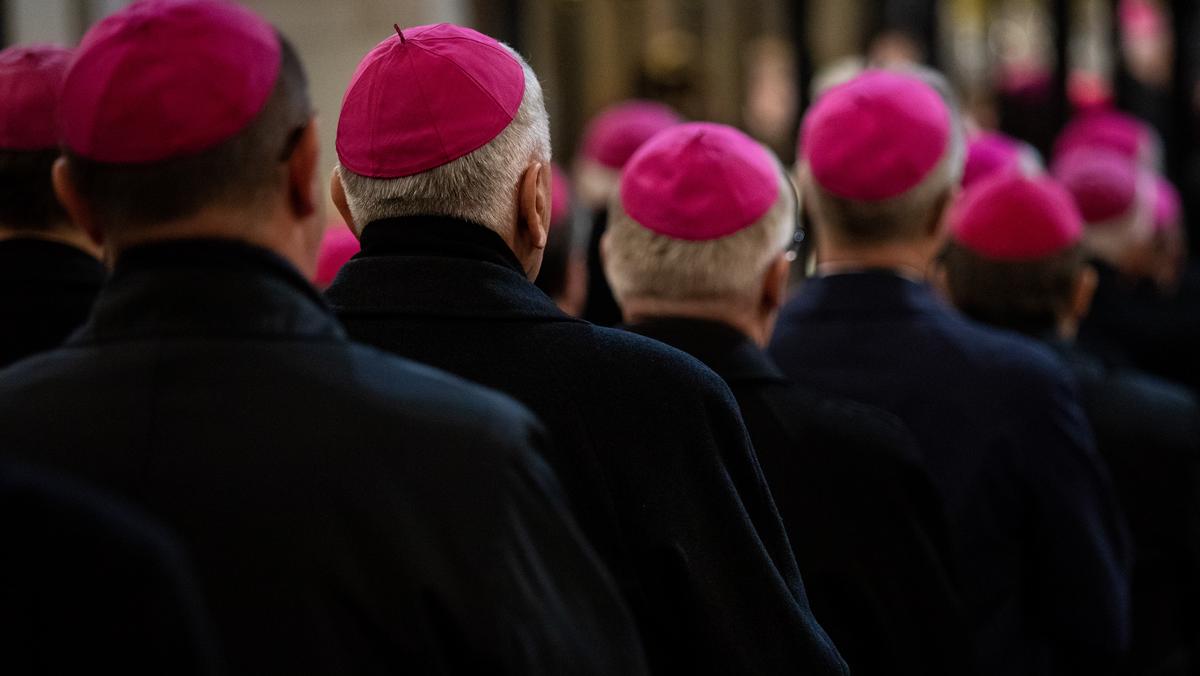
(0, 237, 104, 368)
(628, 317, 973, 676)
(0, 239, 646, 676)
(769, 271, 1130, 676)
(1, 462, 218, 675)
(326, 216, 847, 676)
(1049, 340, 1200, 675)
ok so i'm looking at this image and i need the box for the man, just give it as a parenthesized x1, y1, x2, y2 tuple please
(575, 100, 682, 326)
(603, 120, 972, 675)
(0, 44, 105, 368)
(939, 172, 1200, 675)
(327, 24, 845, 675)
(532, 163, 585, 315)
(1, 463, 218, 675)
(770, 70, 1130, 676)
(0, 3, 647, 675)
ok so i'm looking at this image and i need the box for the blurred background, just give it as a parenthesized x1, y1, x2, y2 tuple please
(3, 0, 1197, 243)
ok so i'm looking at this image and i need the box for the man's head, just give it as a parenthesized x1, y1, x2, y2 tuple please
(798, 70, 965, 267)
(1052, 146, 1156, 276)
(603, 122, 796, 346)
(332, 24, 551, 279)
(962, 131, 1043, 189)
(0, 44, 72, 234)
(53, 0, 321, 274)
(1054, 108, 1162, 170)
(939, 173, 1094, 338)
(573, 100, 683, 211)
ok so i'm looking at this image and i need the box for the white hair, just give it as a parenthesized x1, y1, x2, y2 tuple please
(604, 169, 797, 305)
(336, 44, 550, 237)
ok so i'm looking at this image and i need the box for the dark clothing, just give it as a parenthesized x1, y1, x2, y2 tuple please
(627, 317, 973, 676)
(0, 239, 647, 676)
(326, 216, 847, 676)
(769, 272, 1130, 676)
(581, 208, 622, 326)
(1048, 340, 1200, 675)
(1, 462, 218, 675)
(0, 237, 104, 368)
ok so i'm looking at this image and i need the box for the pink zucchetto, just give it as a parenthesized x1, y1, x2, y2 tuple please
(1153, 175, 1181, 233)
(314, 221, 360, 288)
(336, 23, 524, 179)
(1052, 148, 1139, 224)
(1054, 109, 1152, 164)
(580, 101, 683, 170)
(962, 132, 1025, 189)
(950, 174, 1083, 262)
(551, 163, 571, 227)
(801, 70, 951, 202)
(620, 122, 780, 242)
(0, 44, 71, 151)
(61, 0, 281, 164)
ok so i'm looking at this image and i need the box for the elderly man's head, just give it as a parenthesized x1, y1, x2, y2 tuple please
(603, 123, 797, 346)
(332, 25, 552, 278)
(798, 70, 965, 265)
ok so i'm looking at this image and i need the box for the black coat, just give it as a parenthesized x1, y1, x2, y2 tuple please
(628, 317, 973, 676)
(326, 216, 847, 676)
(1, 462, 218, 675)
(1049, 340, 1200, 675)
(769, 272, 1131, 676)
(0, 237, 104, 368)
(0, 239, 647, 676)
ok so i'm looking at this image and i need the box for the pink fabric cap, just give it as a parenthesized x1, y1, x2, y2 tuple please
(0, 44, 71, 151)
(951, 174, 1083, 261)
(620, 122, 780, 241)
(314, 221, 360, 288)
(1153, 174, 1181, 233)
(337, 23, 524, 179)
(1054, 109, 1151, 163)
(1052, 148, 1139, 224)
(580, 100, 683, 170)
(551, 163, 571, 227)
(962, 132, 1024, 189)
(801, 70, 951, 202)
(61, 0, 281, 164)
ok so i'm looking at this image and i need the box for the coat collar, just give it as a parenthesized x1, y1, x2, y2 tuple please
(71, 238, 343, 344)
(788, 270, 950, 320)
(0, 237, 106, 285)
(625, 317, 787, 385)
(326, 215, 585, 324)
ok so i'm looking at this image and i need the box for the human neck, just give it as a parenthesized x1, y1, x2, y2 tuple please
(623, 297, 771, 347)
(815, 237, 935, 281)
(0, 223, 102, 260)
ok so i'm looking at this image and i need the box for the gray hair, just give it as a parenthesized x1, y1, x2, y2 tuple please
(336, 44, 550, 236)
(604, 169, 797, 304)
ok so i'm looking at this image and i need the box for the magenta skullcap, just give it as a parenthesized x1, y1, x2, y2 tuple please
(61, 0, 281, 164)
(337, 23, 525, 179)
(951, 174, 1083, 261)
(1153, 175, 1181, 233)
(551, 163, 571, 227)
(801, 70, 950, 202)
(315, 221, 360, 288)
(963, 132, 1025, 189)
(1052, 148, 1139, 224)
(1054, 109, 1151, 163)
(580, 100, 683, 170)
(620, 122, 780, 241)
(0, 44, 71, 151)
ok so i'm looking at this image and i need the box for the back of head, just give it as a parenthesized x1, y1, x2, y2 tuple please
(0, 44, 72, 231)
(963, 132, 1043, 190)
(60, 0, 312, 238)
(605, 122, 795, 311)
(1054, 108, 1161, 170)
(798, 69, 965, 248)
(941, 173, 1088, 334)
(334, 24, 549, 239)
(574, 100, 683, 210)
(1052, 146, 1155, 270)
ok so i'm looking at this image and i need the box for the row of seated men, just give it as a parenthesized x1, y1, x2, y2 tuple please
(0, 1, 1196, 675)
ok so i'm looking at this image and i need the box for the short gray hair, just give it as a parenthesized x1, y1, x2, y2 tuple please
(336, 44, 550, 236)
(604, 170, 796, 304)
